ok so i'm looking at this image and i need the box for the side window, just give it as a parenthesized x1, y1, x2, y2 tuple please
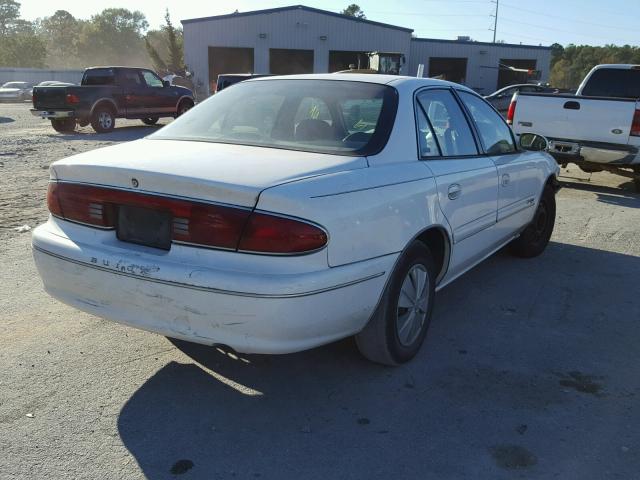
(121, 70, 142, 86)
(416, 106, 440, 157)
(339, 98, 383, 133)
(217, 94, 285, 140)
(416, 89, 478, 157)
(141, 71, 164, 88)
(458, 91, 516, 155)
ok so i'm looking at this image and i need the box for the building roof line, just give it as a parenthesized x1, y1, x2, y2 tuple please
(181, 5, 414, 33)
(411, 37, 551, 51)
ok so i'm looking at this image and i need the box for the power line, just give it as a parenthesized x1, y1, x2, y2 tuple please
(367, 11, 488, 17)
(500, 16, 638, 44)
(499, 2, 639, 32)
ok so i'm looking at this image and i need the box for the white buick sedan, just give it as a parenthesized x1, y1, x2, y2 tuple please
(33, 74, 559, 365)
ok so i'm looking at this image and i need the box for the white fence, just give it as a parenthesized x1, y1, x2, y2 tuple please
(0, 68, 84, 85)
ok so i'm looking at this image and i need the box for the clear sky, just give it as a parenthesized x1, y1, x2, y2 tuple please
(18, 0, 640, 47)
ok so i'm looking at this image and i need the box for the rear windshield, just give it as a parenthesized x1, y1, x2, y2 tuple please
(82, 69, 116, 86)
(581, 68, 640, 98)
(151, 79, 398, 156)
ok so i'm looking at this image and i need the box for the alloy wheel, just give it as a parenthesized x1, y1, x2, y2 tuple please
(99, 112, 113, 130)
(396, 264, 430, 346)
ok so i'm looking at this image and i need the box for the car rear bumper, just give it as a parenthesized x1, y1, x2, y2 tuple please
(32, 218, 395, 354)
(30, 109, 75, 119)
(547, 138, 639, 165)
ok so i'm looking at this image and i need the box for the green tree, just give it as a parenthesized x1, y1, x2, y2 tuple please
(0, 0, 20, 35)
(40, 10, 82, 68)
(145, 9, 184, 74)
(342, 4, 366, 19)
(549, 44, 640, 89)
(550, 42, 564, 66)
(82, 8, 149, 66)
(0, 0, 46, 67)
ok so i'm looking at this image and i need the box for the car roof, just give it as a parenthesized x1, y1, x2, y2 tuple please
(591, 64, 640, 70)
(249, 73, 476, 93)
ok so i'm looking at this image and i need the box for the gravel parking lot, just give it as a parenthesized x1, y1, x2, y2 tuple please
(1, 103, 639, 479)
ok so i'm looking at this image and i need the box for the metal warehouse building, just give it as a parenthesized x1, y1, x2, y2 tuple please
(182, 5, 551, 96)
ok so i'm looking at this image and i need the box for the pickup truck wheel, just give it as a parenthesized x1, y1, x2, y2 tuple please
(355, 241, 436, 366)
(141, 117, 159, 125)
(176, 100, 193, 117)
(510, 184, 556, 258)
(91, 107, 115, 133)
(50, 118, 76, 133)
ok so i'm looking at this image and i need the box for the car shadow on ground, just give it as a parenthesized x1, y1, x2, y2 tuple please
(559, 180, 640, 208)
(0, 116, 15, 124)
(49, 124, 165, 142)
(117, 241, 640, 479)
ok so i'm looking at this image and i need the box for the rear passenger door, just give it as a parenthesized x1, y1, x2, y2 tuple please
(416, 88, 498, 256)
(119, 69, 146, 117)
(457, 90, 540, 227)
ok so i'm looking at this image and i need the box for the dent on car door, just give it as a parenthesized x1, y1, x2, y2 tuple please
(457, 90, 540, 225)
(415, 89, 499, 249)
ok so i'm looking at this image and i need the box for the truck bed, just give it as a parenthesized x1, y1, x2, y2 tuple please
(511, 92, 640, 166)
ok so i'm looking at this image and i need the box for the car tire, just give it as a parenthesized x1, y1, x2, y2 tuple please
(90, 106, 115, 133)
(141, 117, 159, 125)
(176, 99, 193, 117)
(509, 184, 556, 258)
(355, 241, 436, 366)
(50, 118, 77, 133)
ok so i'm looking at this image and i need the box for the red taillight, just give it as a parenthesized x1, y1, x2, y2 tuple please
(46, 183, 62, 217)
(48, 182, 115, 227)
(47, 182, 327, 254)
(31, 92, 36, 106)
(239, 212, 328, 254)
(631, 109, 640, 137)
(66, 93, 80, 104)
(506, 99, 516, 125)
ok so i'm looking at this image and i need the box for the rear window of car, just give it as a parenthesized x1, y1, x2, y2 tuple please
(581, 68, 640, 98)
(152, 79, 398, 156)
(82, 69, 116, 86)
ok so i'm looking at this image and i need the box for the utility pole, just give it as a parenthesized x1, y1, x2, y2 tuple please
(491, 0, 499, 43)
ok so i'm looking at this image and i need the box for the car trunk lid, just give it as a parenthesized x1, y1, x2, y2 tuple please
(50, 139, 368, 208)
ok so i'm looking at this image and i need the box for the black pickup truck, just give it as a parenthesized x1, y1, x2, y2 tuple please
(31, 66, 194, 133)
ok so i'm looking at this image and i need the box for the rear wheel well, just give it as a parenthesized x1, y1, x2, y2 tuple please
(415, 227, 449, 283)
(92, 100, 116, 115)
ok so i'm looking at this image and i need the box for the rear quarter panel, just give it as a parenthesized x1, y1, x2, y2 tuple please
(34, 85, 122, 117)
(256, 162, 448, 267)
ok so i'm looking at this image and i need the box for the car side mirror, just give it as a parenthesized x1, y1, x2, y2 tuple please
(162, 80, 170, 87)
(519, 133, 548, 152)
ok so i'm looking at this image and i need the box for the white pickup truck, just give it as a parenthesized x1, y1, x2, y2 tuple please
(508, 64, 640, 191)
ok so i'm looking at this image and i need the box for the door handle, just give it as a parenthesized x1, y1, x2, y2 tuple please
(448, 183, 462, 200)
(563, 101, 580, 110)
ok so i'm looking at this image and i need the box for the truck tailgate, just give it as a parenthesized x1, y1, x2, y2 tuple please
(513, 94, 638, 144)
(33, 86, 71, 109)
